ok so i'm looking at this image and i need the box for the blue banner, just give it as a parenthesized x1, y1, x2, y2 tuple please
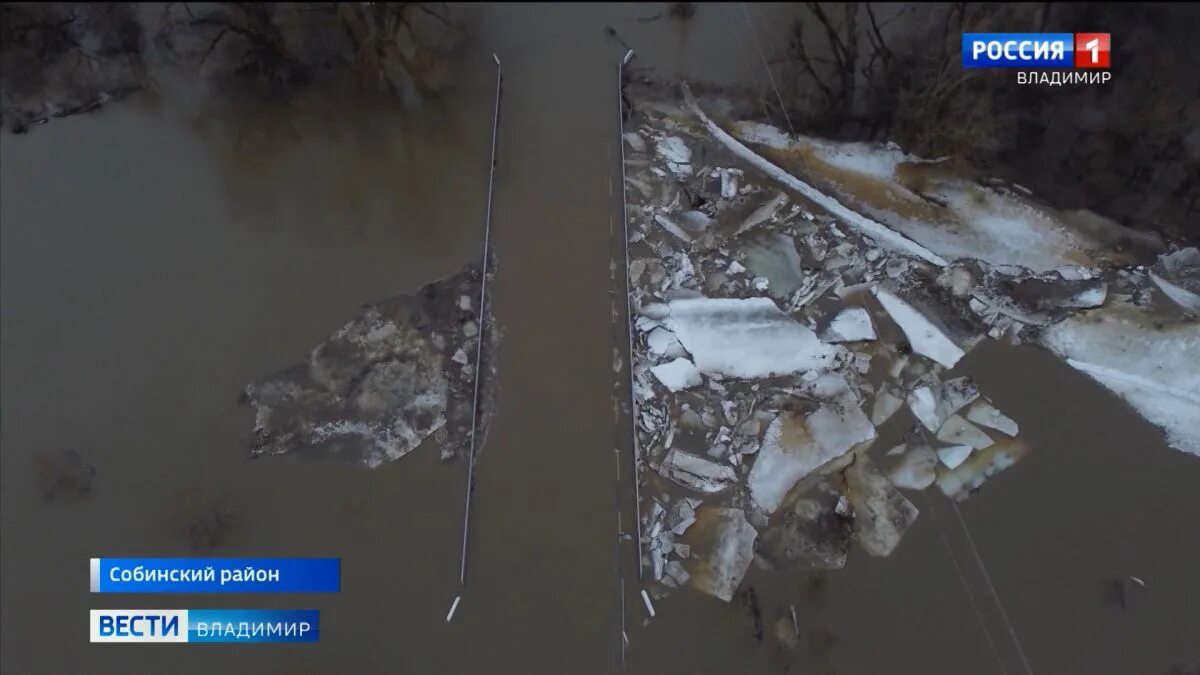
(90, 558, 340, 593)
(188, 609, 319, 643)
(90, 609, 319, 643)
(962, 33, 1074, 68)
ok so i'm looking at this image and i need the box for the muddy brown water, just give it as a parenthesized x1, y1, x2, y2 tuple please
(1, 4, 1197, 674)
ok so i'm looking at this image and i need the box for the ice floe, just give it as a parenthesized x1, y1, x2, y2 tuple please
(748, 403, 876, 514)
(936, 415, 994, 450)
(244, 266, 490, 468)
(651, 357, 703, 392)
(756, 487, 851, 570)
(688, 507, 758, 602)
(661, 449, 738, 494)
(643, 297, 841, 379)
(1039, 302, 1200, 455)
(965, 400, 1019, 437)
(884, 445, 938, 490)
(821, 307, 877, 343)
(936, 444, 974, 470)
(844, 456, 919, 557)
(873, 287, 966, 367)
(937, 438, 1030, 500)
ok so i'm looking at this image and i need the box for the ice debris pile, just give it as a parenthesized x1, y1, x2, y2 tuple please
(243, 265, 495, 468)
(622, 80, 1199, 607)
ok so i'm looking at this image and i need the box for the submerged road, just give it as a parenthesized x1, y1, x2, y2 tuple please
(443, 4, 808, 672)
(446, 6, 625, 673)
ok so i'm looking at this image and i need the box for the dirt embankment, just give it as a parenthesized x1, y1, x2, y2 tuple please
(772, 2, 1199, 244)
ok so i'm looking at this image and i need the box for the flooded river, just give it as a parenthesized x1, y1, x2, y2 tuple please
(2, 4, 1197, 674)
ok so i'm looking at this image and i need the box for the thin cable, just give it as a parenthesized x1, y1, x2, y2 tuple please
(922, 492, 1011, 675)
(951, 499, 1036, 675)
(458, 53, 503, 588)
(739, 3, 796, 135)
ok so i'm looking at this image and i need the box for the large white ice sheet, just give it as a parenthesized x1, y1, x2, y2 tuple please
(642, 296, 841, 379)
(643, 295, 840, 379)
(1040, 303, 1200, 456)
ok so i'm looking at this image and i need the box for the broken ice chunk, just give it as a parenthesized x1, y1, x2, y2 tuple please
(870, 387, 905, 426)
(756, 490, 851, 571)
(936, 444, 973, 470)
(655, 136, 692, 175)
(1150, 273, 1200, 314)
(646, 327, 687, 359)
(688, 507, 758, 602)
(1061, 282, 1108, 309)
(748, 402, 876, 514)
(965, 400, 1019, 437)
(623, 132, 646, 152)
(653, 213, 694, 243)
(906, 387, 940, 431)
(844, 455, 919, 557)
(1039, 301, 1200, 456)
(635, 316, 661, 334)
(936, 415, 994, 450)
(451, 349, 469, 365)
(936, 438, 1029, 500)
(941, 378, 981, 415)
(906, 378, 979, 432)
(661, 449, 737, 494)
(651, 357, 703, 392)
(719, 168, 739, 198)
(735, 191, 789, 236)
(821, 307, 877, 342)
(884, 445, 938, 490)
(642, 297, 841, 379)
(873, 287, 966, 368)
(678, 210, 713, 234)
(1150, 247, 1200, 314)
(664, 559, 690, 586)
(743, 232, 808, 299)
(244, 270, 477, 468)
(668, 497, 700, 535)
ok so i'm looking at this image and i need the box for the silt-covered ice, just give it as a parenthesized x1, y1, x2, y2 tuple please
(844, 455, 919, 557)
(748, 401, 876, 514)
(688, 506, 758, 602)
